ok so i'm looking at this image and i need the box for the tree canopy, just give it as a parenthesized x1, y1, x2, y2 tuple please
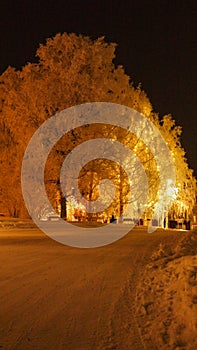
(0, 33, 196, 221)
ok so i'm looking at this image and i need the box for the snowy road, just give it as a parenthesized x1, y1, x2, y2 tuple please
(0, 227, 181, 350)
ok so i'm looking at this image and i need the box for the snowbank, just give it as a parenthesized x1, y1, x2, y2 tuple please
(135, 232, 197, 350)
(0, 217, 36, 229)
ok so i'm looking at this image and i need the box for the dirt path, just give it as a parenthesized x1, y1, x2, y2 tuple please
(0, 228, 181, 350)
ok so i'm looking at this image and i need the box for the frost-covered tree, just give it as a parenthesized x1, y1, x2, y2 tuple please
(0, 33, 195, 221)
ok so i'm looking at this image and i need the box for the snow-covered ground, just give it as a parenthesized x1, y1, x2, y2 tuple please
(135, 232, 197, 350)
(0, 224, 196, 350)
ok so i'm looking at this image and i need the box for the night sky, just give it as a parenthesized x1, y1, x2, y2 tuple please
(0, 0, 196, 175)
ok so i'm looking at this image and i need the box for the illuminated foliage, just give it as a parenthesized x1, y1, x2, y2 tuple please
(0, 33, 195, 221)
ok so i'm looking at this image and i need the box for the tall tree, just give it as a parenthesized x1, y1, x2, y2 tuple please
(0, 33, 195, 222)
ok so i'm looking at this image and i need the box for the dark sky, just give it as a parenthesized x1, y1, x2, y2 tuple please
(0, 0, 196, 174)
